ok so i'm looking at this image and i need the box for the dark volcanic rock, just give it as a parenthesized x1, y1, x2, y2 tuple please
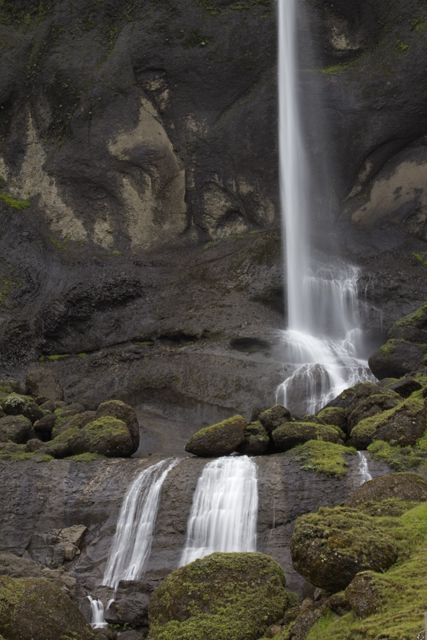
(236, 420, 270, 455)
(259, 405, 293, 433)
(345, 385, 401, 432)
(272, 422, 343, 452)
(345, 572, 385, 619)
(185, 415, 246, 457)
(346, 472, 427, 508)
(96, 400, 140, 455)
(350, 397, 427, 449)
(0, 415, 32, 443)
(33, 413, 57, 437)
(25, 370, 64, 402)
(369, 340, 426, 379)
(1, 394, 44, 424)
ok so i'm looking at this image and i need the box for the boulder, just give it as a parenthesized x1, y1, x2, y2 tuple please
(95, 400, 140, 454)
(272, 422, 343, 452)
(0, 415, 32, 443)
(236, 420, 270, 455)
(1, 394, 44, 423)
(63, 417, 133, 457)
(346, 385, 401, 432)
(290, 507, 399, 592)
(148, 552, 289, 640)
(369, 340, 426, 380)
(345, 572, 386, 619)
(25, 439, 53, 454)
(185, 415, 246, 457)
(52, 410, 96, 438)
(0, 552, 77, 600)
(389, 302, 427, 344)
(0, 575, 94, 640)
(25, 369, 64, 402)
(387, 377, 423, 398)
(33, 413, 57, 438)
(346, 473, 427, 508)
(316, 406, 347, 431)
(258, 404, 293, 432)
(0, 378, 26, 395)
(106, 592, 149, 627)
(350, 397, 427, 449)
(61, 402, 86, 417)
(325, 387, 357, 410)
(57, 525, 87, 561)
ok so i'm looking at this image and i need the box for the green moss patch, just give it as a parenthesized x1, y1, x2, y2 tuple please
(66, 452, 104, 463)
(0, 191, 30, 210)
(288, 440, 357, 478)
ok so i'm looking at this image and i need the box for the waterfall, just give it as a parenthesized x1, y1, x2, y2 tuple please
(180, 456, 258, 567)
(277, 0, 374, 416)
(103, 458, 179, 589)
(357, 451, 372, 485)
(87, 596, 108, 629)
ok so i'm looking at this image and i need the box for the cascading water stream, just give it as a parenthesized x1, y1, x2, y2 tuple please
(180, 456, 258, 567)
(277, 0, 375, 415)
(103, 458, 179, 590)
(357, 451, 372, 485)
(87, 596, 108, 629)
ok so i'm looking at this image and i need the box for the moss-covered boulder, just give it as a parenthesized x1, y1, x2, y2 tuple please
(1, 394, 43, 423)
(95, 400, 140, 454)
(185, 415, 246, 457)
(50, 416, 133, 457)
(290, 507, 399, 592)
(316, 406, 347, 431)
(289, 441, 357, 478)
(236, 420, 270, 455)
(258, 404, 293, 433)
(0, 575, 94, 640)
(346, 386, 401, 432)
(350, 397, 427, 449)
(52, 410, 96, 438)
(346, 472, 427, 508)
(387, 376, 423, 398)
(272, 422, 343, 452)
(344, 571, 387, 619)
(33, 413, 56, 438)
(369, 339, 426, 380)
(25, 369, 64, 402)
(148, 552, 289, 640)
(0, 415, 32, 443)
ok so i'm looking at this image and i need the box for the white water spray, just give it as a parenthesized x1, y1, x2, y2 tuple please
(87, 596, 108, 629)
(277, 0, 374, 416)
(103, 458, 179, 589)
(357, 451, 372, 485)
(180, 456, 258, 567)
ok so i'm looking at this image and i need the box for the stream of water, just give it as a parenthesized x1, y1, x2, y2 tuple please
(180, 456, 258, 566)
(103, 458, 180, 589)
(277, 0, 374, 416)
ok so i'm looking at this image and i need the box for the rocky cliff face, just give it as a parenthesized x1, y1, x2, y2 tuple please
(0, 452, 391, 611)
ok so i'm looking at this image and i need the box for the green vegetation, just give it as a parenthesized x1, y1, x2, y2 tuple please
(66, 452, 104, 463)
(368, 438, 427, 472)
(303, 503, 427, 640)
(320, 59, 360, 76)
(49, 237, 69, 251)
(289, 440, 357, 478)
(413, 251, 427, 267)
(39, 354, 71, 361)
(134, 341, 154, 346)
(0, 191, 30, 210)
(0, 450, 53, 462)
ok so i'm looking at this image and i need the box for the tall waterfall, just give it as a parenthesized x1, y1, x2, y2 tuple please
(103, 458, 179, 589)
(276, 0, 374, 416)
(180, 456, 258, 567)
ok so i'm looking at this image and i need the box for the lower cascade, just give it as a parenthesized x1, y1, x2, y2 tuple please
(357, 451, 373, 485)
(180, 456, 258, 567)
(87, 596, 108, 629)
(103, 458, 180, 589)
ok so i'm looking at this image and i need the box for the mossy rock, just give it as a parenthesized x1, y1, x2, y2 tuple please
(236, 420, 270, 455)
(369, 339, 426, 380)
(316, 406, 347, 431)
(367, 439, 427, 471)
(95, 399, 140, 454)
(288, 440, 357, 478)
(49, 416, 133, 457)
(346, 388, 401, 433)
(304, 503, 427, 640)
(51, 410, 96, 438)
(272, 422, 344, 452)
(1, 394, 43, 424)
(258, 404, 293, 433)
(346, 472, 427, 508)
(0, 415, 32, 443)
(148, 552, 289, 640)
(0, 575, 95, 639)
(185, 415, 246, 457)
(390, 302, 427, 343)
(350, 397, 427, 449)
(324, 386, 357, 410)
(290, 507, 400, 592)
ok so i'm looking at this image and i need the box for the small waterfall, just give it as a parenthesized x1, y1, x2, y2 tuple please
(103, 458, 179, 589)
(357, 451, 372, 485)
(180, 456, 258, 567)
(87, 596, 108, 629)
(277, 0, 375, 416)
